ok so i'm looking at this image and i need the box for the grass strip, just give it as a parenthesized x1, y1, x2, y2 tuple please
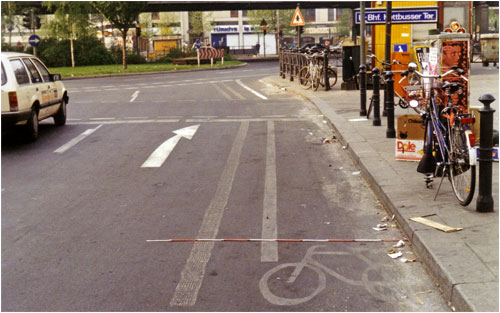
(49, 60, 244, 78)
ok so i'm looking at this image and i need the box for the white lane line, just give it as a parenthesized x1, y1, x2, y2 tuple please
(185, 118, 308, 123)
(54, 125, 103, 154)
(236, 79, 268, 100)
(261, 120, 278, 262)
(141, 125, 200, 168)
(212, 83, 232, 100)
(69, 119, 180, 125)
(170, 121, 249, 307)
(130, 90, 140, 102)
(90, 118, 115, 120)
(222, 82, 246, 100)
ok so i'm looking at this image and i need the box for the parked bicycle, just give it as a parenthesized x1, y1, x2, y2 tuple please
(367, 54, 415, 109)
(401, 63, 476, 206)
(298, 49, 337, 91)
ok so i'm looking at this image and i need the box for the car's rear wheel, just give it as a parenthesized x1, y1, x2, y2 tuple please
(26, 109, 39, 141)
(54, 98, 67, 126)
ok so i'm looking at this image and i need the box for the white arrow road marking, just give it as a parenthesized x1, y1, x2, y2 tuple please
(130, 90, 140, 102)
(141, 125, 200, 168)
(236, 79, 268, 100)
(54, 125, 103, 154)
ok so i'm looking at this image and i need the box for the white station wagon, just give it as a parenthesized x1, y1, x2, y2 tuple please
(1, 52, 68, 141)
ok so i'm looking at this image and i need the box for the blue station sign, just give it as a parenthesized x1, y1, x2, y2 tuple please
(355, 7, 438, 24)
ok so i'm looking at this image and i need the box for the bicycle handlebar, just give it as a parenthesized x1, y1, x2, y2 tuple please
(401, 64, 467, 81)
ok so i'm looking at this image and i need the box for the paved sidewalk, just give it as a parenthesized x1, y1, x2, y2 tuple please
(263, 69, 499, 311)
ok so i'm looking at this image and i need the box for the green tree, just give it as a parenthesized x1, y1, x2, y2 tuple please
(1, 1, 29, 48)
(43, 2, 92, 68)
(188, 11, 213, 44)
(336, 9, 351, 38)
(247, 9, 294, 35)
(92, 1, 146, 69)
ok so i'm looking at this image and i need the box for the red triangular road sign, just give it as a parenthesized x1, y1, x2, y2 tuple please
(290, 7, 306, 26)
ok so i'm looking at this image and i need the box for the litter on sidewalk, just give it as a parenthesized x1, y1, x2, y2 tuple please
(372, 223, 388, 231)
(388, 251, 403, 259)
(393, 240, 405, 248)
(409, 216, 463, 233)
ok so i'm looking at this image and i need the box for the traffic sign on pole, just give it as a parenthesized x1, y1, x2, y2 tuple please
(28, 34, 41, 47)
(290, 6, 306, 26)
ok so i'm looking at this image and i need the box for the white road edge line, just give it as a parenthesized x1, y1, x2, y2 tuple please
(236, 79, 268, 100)
(54, 125, 103, 154)
(170, 121, 249, 307)
(261, 120, 278, 262)
(130, 90, 140, 102)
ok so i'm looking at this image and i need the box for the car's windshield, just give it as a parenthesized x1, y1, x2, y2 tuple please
(1, 62, 6, 86)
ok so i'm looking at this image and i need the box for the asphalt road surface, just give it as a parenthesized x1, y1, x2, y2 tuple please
(2, 62, 450, 311)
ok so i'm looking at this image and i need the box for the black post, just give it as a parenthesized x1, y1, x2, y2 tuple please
(385, 71, 396, 138)
(324, 52, 330, 91)
(360, 64, 367, 116)
(372, 67, 381, 126)
(383, 2, 392, 117)
(476, 94, 496, 212)
(279, 50, 283, 78)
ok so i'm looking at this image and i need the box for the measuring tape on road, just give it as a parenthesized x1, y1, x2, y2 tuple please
(146, 238, 408, 243)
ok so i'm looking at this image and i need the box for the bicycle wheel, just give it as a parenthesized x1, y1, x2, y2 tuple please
(312, 70, 320, 91)
(298, 66, 311, 90)
(448, 126, 476, 206)
(327, 68, 337, 87)
(259, 262, 326, 306)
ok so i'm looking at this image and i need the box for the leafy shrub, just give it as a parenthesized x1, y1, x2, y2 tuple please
(125, 53, 146, 64)
(156, 56, 173, 64)
(74, 37, 114, 66)
(166, 48, 185, 59)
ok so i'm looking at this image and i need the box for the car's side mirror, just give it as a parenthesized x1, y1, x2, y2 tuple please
(50, 74, 61, 81)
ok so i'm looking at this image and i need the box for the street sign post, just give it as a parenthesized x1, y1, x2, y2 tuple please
(28, 34, 40, 47)
(291, 6, 306, 49)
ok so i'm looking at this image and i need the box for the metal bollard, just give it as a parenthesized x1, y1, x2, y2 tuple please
(385, 71, 396, 138)
(372, 67, 382, 126)
(324, 53, 330, 91)
(280, 50, 284, 79)
(476, 94, 496, 212)
(360, 64, 367, 116)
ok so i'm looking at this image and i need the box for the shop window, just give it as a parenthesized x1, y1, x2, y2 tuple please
(303, 9, 316, 22)
(328, 9, 335, 22)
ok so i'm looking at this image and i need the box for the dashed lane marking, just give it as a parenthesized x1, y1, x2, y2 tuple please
(170, 121, 249, 307)
(236, 79, 268, 100)
(54, 125, 103, 154)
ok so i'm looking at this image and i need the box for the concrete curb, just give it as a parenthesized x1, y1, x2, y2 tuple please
(61, 62, 248, 81)
(263, 76, 499, 312)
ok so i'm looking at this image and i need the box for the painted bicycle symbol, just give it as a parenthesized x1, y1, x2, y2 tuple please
(259, 245, 390, 306)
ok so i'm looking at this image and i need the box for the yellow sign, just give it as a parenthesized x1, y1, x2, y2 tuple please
(290, 7, 306, 26)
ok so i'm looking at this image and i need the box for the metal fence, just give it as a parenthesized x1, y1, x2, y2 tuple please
(279, 49, 338, 91)
(279, 50, 310, 82)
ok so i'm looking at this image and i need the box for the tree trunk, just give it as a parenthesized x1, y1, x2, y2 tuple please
(122, 30, 127, 70)
(70, 35, 75, 68)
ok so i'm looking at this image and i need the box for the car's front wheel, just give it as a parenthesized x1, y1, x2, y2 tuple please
(54, 98, 67, 126)
(26, 109, 39, 141)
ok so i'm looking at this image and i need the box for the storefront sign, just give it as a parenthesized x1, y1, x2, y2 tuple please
(212, 25, 256, 33)
(355, 7, 438, 24)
